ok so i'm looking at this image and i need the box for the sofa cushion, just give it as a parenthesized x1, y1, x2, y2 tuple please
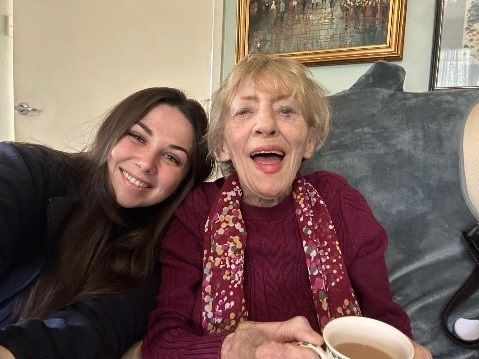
(303, 61, 479, 358)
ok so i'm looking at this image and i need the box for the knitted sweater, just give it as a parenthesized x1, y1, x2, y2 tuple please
(142, 171, 412, 358)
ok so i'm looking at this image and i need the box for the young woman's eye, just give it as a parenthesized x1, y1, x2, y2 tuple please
(126, 131, 145, 143)
(164, 153, 181, 166)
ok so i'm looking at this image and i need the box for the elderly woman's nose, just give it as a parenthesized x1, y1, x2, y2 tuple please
(254, 110, 278, 135)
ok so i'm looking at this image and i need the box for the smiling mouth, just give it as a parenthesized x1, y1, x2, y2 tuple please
(250, 150, 285, 162)
(121, 169, 151, 188)
(250, 151, 285, 174)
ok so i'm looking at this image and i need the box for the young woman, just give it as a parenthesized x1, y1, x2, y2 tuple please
(0, 87, 213, 358)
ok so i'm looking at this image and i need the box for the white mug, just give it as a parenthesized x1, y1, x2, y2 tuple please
(301, 316, 414, 359)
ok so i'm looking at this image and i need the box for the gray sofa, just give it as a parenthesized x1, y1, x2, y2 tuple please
(304, 61, 479, 358)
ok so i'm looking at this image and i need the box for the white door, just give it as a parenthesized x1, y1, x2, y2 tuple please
(12, 0, 222, 152)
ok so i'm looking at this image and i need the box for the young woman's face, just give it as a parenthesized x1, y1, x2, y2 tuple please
(107, 104, 194, 208)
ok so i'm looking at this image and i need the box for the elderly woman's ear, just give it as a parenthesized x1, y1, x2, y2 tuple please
(303, 128, 318, 160)
(216, 142, 231, 163)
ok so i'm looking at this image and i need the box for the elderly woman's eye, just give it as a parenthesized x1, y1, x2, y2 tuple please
(279, 107, 295, 116)
(234, 108, 251, 116)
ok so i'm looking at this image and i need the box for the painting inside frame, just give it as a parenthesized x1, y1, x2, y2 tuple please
(236, 0, 407, 65)
(431, 0, 479, 89)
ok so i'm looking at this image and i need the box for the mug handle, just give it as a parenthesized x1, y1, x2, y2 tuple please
(296, 341, 329, 358)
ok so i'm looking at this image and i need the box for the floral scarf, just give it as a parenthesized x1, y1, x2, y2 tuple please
(201, 173, 361, 334)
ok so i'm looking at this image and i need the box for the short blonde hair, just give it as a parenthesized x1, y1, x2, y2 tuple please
(207, 53, 330, 173)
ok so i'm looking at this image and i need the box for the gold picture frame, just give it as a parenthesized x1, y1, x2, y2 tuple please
(236, 0, 407, 65)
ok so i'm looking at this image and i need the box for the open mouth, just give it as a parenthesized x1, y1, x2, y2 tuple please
(121, 169, 151, 189)
(250, 150, 285, 164)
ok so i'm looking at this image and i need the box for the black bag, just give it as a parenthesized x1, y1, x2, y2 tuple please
(442, 223, 479, 349)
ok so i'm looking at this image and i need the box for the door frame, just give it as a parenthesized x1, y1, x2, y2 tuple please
(0, 0, 14, 141)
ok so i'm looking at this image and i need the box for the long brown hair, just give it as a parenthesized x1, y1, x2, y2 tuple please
(19, 87, 213, 319)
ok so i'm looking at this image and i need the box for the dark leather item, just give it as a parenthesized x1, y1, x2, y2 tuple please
(442, 223, 479, 349)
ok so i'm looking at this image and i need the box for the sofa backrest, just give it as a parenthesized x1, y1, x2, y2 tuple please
(303, 61, 479, 358)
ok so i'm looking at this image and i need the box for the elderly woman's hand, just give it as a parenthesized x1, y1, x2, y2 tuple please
(220, 316, 323, 358)
(412, 340, 432, 359)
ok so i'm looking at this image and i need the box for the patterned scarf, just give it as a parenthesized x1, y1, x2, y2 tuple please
(201, 173, 361, 334)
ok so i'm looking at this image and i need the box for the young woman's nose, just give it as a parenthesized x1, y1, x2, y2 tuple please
(254, 108, 278, 136)
(135, 150, 157, 175)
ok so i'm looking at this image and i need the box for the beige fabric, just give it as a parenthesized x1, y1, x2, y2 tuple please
(121, 341, 142, 359)
(463, 101, 479, 219)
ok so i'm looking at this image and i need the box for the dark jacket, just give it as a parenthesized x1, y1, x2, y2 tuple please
(0, 142, 158, 358)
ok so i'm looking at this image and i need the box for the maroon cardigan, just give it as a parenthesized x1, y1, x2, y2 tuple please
(142, 171, 412, 358)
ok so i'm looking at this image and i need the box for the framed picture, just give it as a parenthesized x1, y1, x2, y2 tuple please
(236, 0, 407, 65)
(430, 0, 479, 90)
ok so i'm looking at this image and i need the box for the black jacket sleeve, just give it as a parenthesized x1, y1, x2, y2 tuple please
(0, 276, 159, 359)
(0, 141, 67, 277)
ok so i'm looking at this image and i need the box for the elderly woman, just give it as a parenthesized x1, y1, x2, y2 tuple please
(141, 54, 431, 358)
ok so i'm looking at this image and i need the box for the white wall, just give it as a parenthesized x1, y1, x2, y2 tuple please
(222, 1, 437, 94)
(0, 0, 14, 141)
(1, 0, 223, 149)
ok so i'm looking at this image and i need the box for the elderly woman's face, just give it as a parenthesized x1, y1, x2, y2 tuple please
(218, 77, 316, 207)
